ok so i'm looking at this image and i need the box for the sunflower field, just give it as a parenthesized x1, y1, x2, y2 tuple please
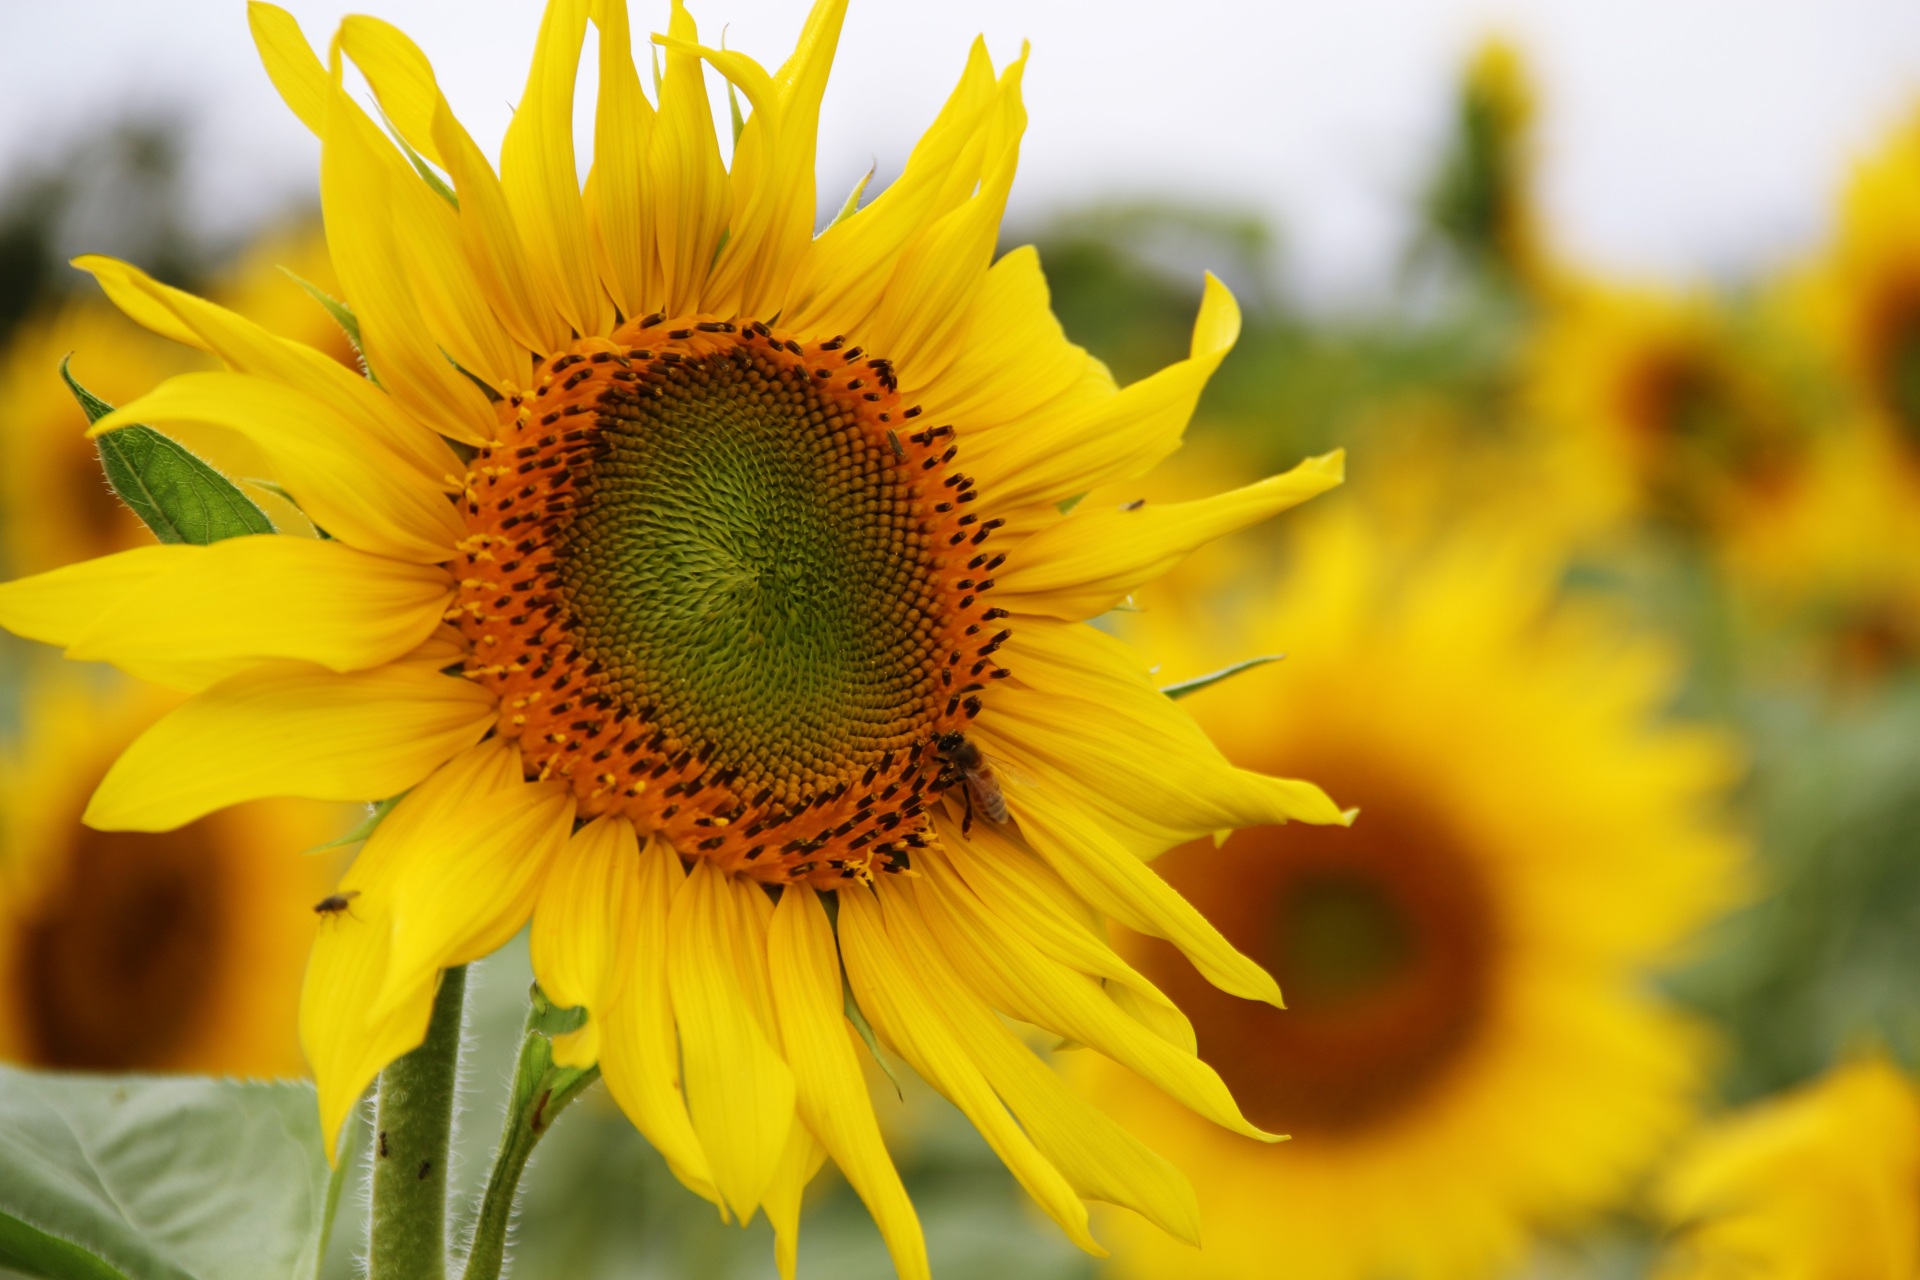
(0, 8, 1914, 1280)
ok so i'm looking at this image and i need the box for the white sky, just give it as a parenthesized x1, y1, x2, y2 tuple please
(2, 0, 1919, 305)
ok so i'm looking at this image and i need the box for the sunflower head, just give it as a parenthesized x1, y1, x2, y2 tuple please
(1088, 506, 1745, 1280)
(1801, 108, 1920, 468)
(0, 680, 344, 1075)
(1527, 281, 1806, 533)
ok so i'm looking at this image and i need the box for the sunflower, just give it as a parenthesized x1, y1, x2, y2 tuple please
(1794, 108, 1920, 475)
(0, 2, 1350, 1274)
(1525, 279, 1806, 536)
(1717, 422, 1920, 681)
(1654, 1055, 1920, 1280)
(1737, 110, 1920, 676)
(1086, 507, 1744, 1280)
(0, 678, 344, 1075)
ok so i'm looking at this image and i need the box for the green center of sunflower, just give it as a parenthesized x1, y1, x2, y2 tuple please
(452, 319, 1012, 885)
(554, 342, 940, 801)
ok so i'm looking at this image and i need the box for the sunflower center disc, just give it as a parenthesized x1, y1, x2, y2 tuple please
(452, 319, 1013, 885)
(17, 820, 226, 1068)
(1144, 775, 1496, 1137)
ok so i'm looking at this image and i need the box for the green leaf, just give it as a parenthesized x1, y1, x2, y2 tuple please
(1160, 654, 1286, 701)
(728, 82, 746, 148)
(842, 977, 903, 1100)
(0, 1068, 333, 1280)
(62, 359, 273, 546)
(305, 791, 407, 854)
(276, 269, 363, 354)
(827, 165, 874, 230)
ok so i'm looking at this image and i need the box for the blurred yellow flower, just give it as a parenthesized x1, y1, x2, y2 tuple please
(1091, 509, 1745, 1280)
(1526, 280, 1807, 537)
(1721, 423, 1920, 681)
(0, 304, 183, 577)
(0, 679, 344, 1075)
(1655, 1055, 1920, 1280)
(1740, 109, 1920, 678)
(1795, 109, 1920, 476)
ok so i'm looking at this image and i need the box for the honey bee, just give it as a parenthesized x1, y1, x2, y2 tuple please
(931, 731, 1014, 836)
(313, 890, 361, 921)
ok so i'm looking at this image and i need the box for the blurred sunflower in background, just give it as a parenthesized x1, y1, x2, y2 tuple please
(1525, 281, 1808, 540)
(1654, 1054, 1920, 1279)
(1088, 504, 1744, 1280)
(0, 677, 342, 1075)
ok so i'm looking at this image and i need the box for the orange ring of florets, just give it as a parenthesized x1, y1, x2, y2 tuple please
(449, 314, 1011, 887)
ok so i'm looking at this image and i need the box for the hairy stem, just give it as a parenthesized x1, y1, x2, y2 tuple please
(369, 965, 467, 1280)
(459, 990, 599, 1280)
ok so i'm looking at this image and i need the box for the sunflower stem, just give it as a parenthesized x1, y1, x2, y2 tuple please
(369, 964, 467, 1280)
(458, 986, 599, 1280)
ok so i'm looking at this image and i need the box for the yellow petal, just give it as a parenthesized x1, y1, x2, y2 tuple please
(336, 15, 447, 168)
(530, 815, 641, 1068)
(431, 98, 571, 357)
(62, 535, 449, 675)
(981, 618, 1349, 853)
(85, 656, 494, 831)
(880, 877, 1198, 1244)
(500, 0, 612, 337)
(781, 40, 999, 337)
(302, 741, 528, 1151)
(584, 0, 656, 318)
(247, 3, 327, 135)
(767, 886, 930, 1280)
(321, 68, 500, 444)
(914, 244, 1106, 432)
(91, 372, 463, 564)
(75, 255, 463, 481)
(599, 835, 719, 1201)
(0, 545, 178, 655)
(1010, 783, 1287, 1009)
(666, 859, 796, 1221)
(331, 23, 533, 388)
(914, 853, 1270, 1146)
(933, 827, 1196, 1053)
(968, 272, 1241, 511)
(866, 54, 1027, 390)
(837, 884, 1100, 1254)
(376, 757, 575, 1019)
(763, 1119, 828, 1280)
(648, 0, 729, 317)
(681, 0, 846, 316)
(994, 451, 1346, 620)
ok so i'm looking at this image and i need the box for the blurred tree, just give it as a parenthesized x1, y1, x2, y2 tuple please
(0, 117, 214, 346)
